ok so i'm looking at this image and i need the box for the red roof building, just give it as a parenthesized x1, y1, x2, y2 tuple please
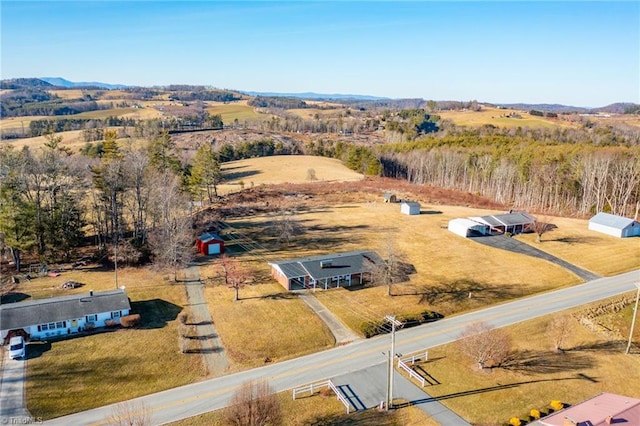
(537, 393, 640, 426)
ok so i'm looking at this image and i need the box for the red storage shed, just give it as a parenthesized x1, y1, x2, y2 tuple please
(196, 232, 224, 255)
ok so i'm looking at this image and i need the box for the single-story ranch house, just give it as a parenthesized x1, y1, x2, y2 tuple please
(0, 288, 131, 342)
(588, 212, 640, 238)
(269, 250, 383, 291)
(448, 212, 536, 238)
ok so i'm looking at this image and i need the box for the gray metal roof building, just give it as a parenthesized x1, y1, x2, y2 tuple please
(270, 250, 382, 290)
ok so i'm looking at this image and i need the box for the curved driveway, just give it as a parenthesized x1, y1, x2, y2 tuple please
(44, 269, 639, 426)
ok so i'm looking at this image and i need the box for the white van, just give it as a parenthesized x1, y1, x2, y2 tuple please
(9, 336, 26, 360)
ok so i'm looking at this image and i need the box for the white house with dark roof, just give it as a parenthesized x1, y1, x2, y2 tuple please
(269, 250, 383, 291)
(0, 289, 131, 342)
(588, 212, 640, 238)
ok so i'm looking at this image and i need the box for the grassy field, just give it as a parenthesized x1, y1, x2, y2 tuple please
(218, 155, 364, 194)
(206, 100, 267, 123)
(514, 215, 640, 276)
(438, 107, 575, 129)
(197, 258, 335, 370)
(400, 295, 640, 426)
(169, 389, 437, 426)
(0, 129, 135, 152)
(22, 266, 205, 420)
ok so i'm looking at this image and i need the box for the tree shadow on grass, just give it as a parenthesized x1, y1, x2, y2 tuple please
(130, 299, 183, 329)
(568, 340, 627, 353)
(501, 349, 596, 374)
(411, 279, 521, 305)
(1, 292, 30, 304)
(304, 409, 399, 426)
(549, 236, 600, 244)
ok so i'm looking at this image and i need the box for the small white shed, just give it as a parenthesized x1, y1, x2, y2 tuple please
(448, 218, 490, 238)
(401, 201, 421, 215)
(588, 212, 640, 238)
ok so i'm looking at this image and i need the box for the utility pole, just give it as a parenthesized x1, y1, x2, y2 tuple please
(384, 315, 403, 410)
(625, 283, 640, 354)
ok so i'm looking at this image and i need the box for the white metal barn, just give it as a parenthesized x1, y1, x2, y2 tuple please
(448, 218, 490, 237)
(588, 212, 640, 238)
(401, 201, 421, 215)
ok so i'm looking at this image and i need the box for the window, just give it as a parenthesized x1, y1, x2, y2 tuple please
(56, 321, 66, 328)
(38, 324, 49, 332)
(111, 311, 121, 319)
(86, 314, 97, 322)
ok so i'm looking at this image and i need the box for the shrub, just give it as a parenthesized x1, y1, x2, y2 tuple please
(120, 314, 141, 328)
(360, 320, 386, 338)
(550, 400, 564, 411)
(105, 319, 119, 328)
(509, 417, 521, 426)
(530, 409, 541, 419)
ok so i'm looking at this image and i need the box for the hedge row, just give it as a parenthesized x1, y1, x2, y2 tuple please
(359, 311, 444, 338)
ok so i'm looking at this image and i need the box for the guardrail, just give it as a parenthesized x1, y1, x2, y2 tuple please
(292, 379, 351, 413)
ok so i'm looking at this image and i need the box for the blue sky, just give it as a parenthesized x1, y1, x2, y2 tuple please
(1, 1, 638, 107)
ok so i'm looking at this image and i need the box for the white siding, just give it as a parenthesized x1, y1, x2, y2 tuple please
(589, 222, 623, 238)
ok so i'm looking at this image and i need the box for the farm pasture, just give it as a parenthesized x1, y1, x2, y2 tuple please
(438, 107, 575, 129)
(206, 100, 267, 123)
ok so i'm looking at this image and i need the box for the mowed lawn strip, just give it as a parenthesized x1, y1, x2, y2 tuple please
(400, 297, 640, 426)
(199, 259, 334, 370)
(25, 268, 203, 420)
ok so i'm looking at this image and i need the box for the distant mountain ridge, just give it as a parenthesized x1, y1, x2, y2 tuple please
(1, 77, 636, 113)
(40, 77, 127, 90)
(496, 102, 639, 114)
(241, 91, 389, 101)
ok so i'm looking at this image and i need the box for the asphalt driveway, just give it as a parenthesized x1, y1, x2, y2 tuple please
(0, 348, 32, 422)
(470, 235, 601, 281)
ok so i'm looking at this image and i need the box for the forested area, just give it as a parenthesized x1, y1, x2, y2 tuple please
(0, 89, 109, 118)
(0, 130, 221, 275)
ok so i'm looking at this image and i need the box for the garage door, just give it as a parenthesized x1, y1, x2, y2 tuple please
(208, 243, 221, 255)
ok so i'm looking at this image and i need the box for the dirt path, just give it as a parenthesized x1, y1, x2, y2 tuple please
(182, 263, 229, 376)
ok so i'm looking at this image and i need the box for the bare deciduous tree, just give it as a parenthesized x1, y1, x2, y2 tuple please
(270, 206, 301, 246)
(306, 168, 317, 181)
(457, 322, 512, 369)
(532, 219, 556, 243)
(548, 315, 572, 353)
(368, 239, 411, 296)
(109, 400, 152, 426)
(224, 380, 282, 426)
(220, 254, 250, 302)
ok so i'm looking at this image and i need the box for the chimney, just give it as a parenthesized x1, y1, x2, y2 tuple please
(320, 260, 333, 269)
(606, 416, 613, 424)
(563, 416, 577, 426)
(89, 290, 93, 296)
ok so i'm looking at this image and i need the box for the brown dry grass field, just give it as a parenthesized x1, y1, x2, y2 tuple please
(514, 215, 640, 276)
(197, 259, 335, 370)
(400, 295, 640, 426)
(169, 390, 437, 426)
(206, 100, 267, 123)
(218, 155, 364, 194)
(438, 107, 575, 129)
(0, 129, 137, 152)
(20, 266, 204, 420)
(224, 200, 583, 333)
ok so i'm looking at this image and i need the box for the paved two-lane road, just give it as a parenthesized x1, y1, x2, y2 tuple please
(44, 269, 639, 425)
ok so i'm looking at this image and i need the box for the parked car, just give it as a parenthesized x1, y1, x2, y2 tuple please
(9, 336, 26, 360)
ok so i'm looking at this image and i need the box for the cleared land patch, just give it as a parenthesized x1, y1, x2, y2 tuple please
(206, 100, 266, 123)
(219, 155, 364, 194)
(438, 107, 575, 129)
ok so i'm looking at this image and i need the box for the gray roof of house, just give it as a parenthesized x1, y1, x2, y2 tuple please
(0, 289, 131, 331)
(402, 201, 420, 207)
(270, 250, 383, 280)
(590, 212, 637, 229)
(476, 212, 535, 227)
(198, 232, 223, 243)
